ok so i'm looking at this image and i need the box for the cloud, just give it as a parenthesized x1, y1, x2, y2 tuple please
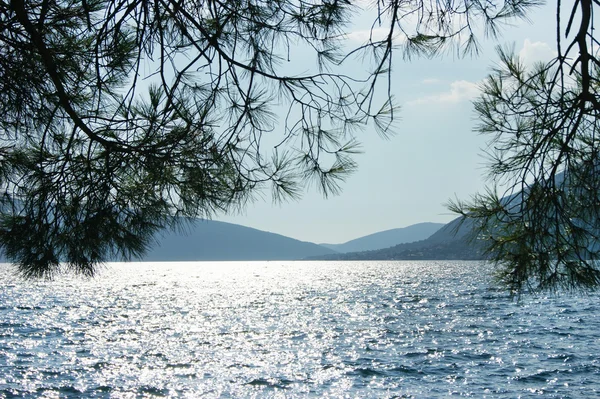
(407, 80, 479, 106)
(518, 39, 556, 66)
(344, 27, 402, 43)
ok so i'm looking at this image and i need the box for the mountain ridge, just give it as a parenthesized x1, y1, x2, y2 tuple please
(141, 219, 337, 261)
(309, 217, 486, 261)
(319, 222, 445, 253)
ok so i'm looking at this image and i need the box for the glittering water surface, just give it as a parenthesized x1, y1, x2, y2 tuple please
(1, 261, 599, 398)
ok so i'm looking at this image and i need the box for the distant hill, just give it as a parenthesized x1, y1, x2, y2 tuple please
(311, 217, 487, 261)
(320, 222, 445, 253)
(141, 219, 337, 261)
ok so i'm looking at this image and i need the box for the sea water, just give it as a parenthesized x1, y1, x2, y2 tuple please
(0, 261, 599, 398)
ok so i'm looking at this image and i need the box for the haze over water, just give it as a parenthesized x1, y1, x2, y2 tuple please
(1, 261, 599, 398)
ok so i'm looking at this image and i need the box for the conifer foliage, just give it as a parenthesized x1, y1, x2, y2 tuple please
(450, 0, 600, 293)
(1, 0, 537, 277)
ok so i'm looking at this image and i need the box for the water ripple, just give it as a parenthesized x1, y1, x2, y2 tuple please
(1, 260, 599, 397)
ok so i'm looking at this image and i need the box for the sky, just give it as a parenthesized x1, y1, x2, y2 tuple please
(218, 1, 559, 245)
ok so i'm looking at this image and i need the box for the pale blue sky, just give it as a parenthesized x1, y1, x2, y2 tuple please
(218, 1, 558, 244)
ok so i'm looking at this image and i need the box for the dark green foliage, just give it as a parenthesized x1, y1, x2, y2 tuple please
(0, 0, 537, 277)
(450, 0, 600, 293)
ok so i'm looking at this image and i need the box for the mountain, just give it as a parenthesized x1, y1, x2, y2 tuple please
(141, 219, 337, 261)
(320, 222, 445, 253)
(311, 217, 486, 261)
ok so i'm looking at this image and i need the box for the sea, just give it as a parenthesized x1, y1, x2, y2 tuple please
(0, 261, 599, 398)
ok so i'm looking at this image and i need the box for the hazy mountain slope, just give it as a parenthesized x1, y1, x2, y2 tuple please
(324, 172, 566, 261)
(312, 217, 486, 261)
(320, 222, 445, 253)
(141, 219, 337, 261)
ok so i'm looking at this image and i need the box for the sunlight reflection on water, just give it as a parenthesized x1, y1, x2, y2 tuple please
(0, 261, 599, 398)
